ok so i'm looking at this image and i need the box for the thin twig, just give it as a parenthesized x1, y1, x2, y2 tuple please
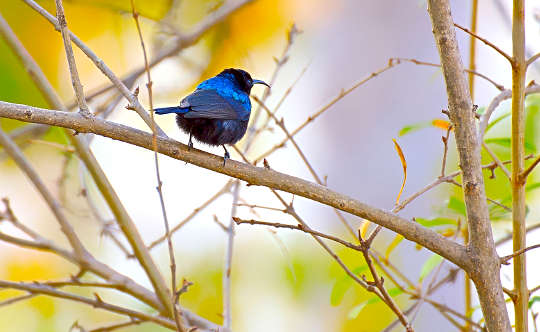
(22, 0, 165, 135)
(496, 223, 540, 246)
(54, 0, 91, 117)
(223, 181, 239, 329)
(527, 52, 540, 67)
(392, 57, 505, 91)
(454, 22, 513, 63)
(129, 1, 181, 328)
(440, 124, 453, 177)
(252, 96, 356, 238)
(77, 0, 256, 110)
(89, 319, 143, 332)
(148, 181, 233, 250)
(253, 58, 402, 163)
(0, 128, 87, 257)
(478, 84, 540, 140)
(500, 243, 540, 264)
(520, 154, 540, 180)
(482, 141, 512, 179)
(244, 24, 301, 151)
(0, 280, 177, 330)
(357, 231, 414, 331)
(233, 218, 360, 251)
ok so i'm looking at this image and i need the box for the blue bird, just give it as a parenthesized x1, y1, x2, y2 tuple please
(155, 68, 269, 165)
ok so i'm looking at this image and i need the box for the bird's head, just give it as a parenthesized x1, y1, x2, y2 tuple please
(220, 68, 270, 94)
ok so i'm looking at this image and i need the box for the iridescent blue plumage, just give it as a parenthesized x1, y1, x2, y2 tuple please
(155, 68, 269, 165)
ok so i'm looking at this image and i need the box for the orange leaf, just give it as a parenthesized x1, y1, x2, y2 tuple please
(431, 119, 451, 130)
(392, 139, 407, 205)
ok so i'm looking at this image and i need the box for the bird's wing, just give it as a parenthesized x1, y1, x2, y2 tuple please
(180, 89, 241, 120)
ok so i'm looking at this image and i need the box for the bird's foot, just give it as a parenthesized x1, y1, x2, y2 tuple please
(188, 141, 193, 150)
(223, 151, 230, 167)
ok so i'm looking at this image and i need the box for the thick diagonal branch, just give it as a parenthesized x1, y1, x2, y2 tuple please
(0, 101, 469, 270)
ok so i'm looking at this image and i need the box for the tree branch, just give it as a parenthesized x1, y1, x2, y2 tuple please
(22, 0, 165, 136)
(428, 1, 511, 330)
(0, 101, 469, 269)
(0, 280, 176, 330)
(453, 22, 513, 63)
(54, 0, 91, 117)
(500, 243, 540, 265)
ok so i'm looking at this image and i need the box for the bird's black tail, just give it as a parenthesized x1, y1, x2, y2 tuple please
(155, 106, 185, 115)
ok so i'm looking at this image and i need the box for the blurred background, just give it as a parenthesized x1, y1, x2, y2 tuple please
(1, 0, 540, 331)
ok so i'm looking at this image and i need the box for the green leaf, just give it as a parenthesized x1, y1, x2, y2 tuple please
(331, 278, 352, 306)
(529, 296, 540, 309)
(399, 122, 431, 136)
(347, 301, 368, 319)
(347, 288, 404, 319)
(525, 104, 540, 153)
(416, 217, 457, 228)
(485, 111, 510, 133)
(526, 183, 540, 192)
(330, 266, 368, 306)
(485, 138, 536, 153)
(447, 197, 466, 216)
(43, 126, 69, 145)
(419, 254, 443, 281)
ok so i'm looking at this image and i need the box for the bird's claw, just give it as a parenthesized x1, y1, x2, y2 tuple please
(223, 151, 230, 167)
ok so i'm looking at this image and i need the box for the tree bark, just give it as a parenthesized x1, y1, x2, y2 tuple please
(427, 1, 511, 331)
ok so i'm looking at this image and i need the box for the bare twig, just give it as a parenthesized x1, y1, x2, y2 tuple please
(520, 154, 540, 180)
(500, 243, 540, 265)
(129, 0, 180, 328)
(233, 218, 360, 251)
(358, 231, 413, 331)
(244, 24, 301, 151)
(0, 128, 87, 257)
(477, 83, 540, 140)
(78, 0, 256, 108)
(0, 280, 177, 330)
(496, 222, 540, 246)
(440, 125, 453, 177)
(223, 181, 239, 329)
(253, 59, 402, 163)
(392, 57, 505, 91)
(148, 180, 233, 250)
(0, 11, 176, 316)
(454, 22, 513, 63)
(54, 0, 91, 117)
(482, 141, 512, 179)
(252, 96, 356, 237)
(527, 52, 540, 67)
(22, 0, 165, 136)
(89, 319, 143, 332)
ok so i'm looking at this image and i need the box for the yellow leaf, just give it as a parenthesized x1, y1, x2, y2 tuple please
(359, 220, 370, 239)
(431, 119, 451, 130)
(392, 139, 407, 205)
(385, 234, 404, 260)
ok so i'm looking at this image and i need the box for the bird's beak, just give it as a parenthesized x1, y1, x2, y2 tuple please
(252, 79, 270, 88)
